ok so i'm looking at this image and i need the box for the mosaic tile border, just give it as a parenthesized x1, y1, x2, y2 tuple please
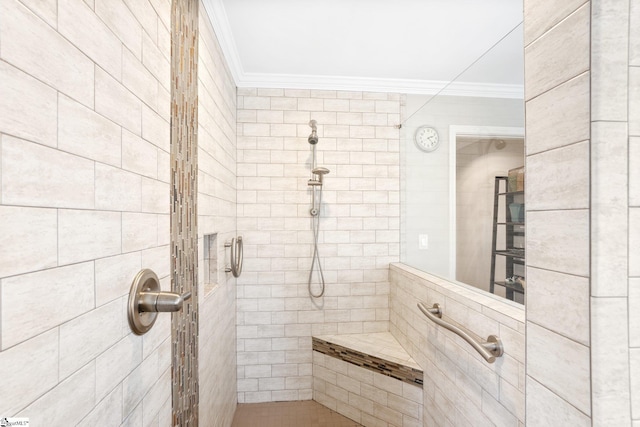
(171, 0, 199, 425)
(312, 337, 423, 387)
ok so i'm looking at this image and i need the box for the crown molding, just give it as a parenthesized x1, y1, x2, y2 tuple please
(202, 0, 524, 99)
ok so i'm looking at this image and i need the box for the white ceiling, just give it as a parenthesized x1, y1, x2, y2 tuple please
(202, 0, 524, 96)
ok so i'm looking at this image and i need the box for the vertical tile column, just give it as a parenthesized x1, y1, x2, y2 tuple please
(171, 0, 199, 424)
(524, 1, 593, 425)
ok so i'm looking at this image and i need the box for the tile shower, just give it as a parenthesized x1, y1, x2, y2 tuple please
(1, 0, 640, 427)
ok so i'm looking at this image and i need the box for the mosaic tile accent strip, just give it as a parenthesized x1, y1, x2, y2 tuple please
(171, 0, 199, 425)
(312, 337, 423, 387)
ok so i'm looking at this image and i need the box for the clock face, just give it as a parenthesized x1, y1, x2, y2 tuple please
(414, 126, 440, 152)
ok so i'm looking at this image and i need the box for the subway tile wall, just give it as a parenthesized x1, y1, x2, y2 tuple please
(389, 264, 525, 427)
(236, 89, 401, 403)
(197, 2, 238, 426)
(0, 0, 173, 424)
(525, 0, 640, 424)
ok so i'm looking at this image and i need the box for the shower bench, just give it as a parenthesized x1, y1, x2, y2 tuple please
(312, 332, 424, 427)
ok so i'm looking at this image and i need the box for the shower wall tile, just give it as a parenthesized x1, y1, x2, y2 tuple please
(525, 72, 590, 155)
(237, 88, 399, 402)
(95, 68, 143, 136)
(2, 135, 95, 209)
(591, 0, 629, 121)
(58, 95, 122, 167)
(0, 0, 171, 420)
(524, 0, 587, 45)
(197, 2, 239, 425)
(0, 61, 57, 147)
(58, 0, 123, 80)
(388, 264, 525, 426)
(0, 329, 58, 416)
(95, 0, 142, 59)
(0, 206, 57, 279)
(0, 0, 95, 107)
(525, 3, 590, 100)
(526, 377, 591, 427)
(1, 262, 95, 349)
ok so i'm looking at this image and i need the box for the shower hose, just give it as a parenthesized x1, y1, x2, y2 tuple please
(308, 186, 325, 298)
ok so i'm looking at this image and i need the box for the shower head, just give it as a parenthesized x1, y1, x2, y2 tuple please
(308, 120, 319, 145)
(312, 167, 330, 175)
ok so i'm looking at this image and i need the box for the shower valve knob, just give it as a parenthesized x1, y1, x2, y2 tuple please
(139, 290, 192, 313)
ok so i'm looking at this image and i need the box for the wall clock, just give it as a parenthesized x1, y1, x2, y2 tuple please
(414, 126, 440, 152)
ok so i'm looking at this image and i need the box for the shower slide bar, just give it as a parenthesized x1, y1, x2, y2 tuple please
(225, 236, 243, 278)
(417, 302, 504, 363)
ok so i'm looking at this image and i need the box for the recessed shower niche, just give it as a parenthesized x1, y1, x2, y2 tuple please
(204, 233, 218, 291)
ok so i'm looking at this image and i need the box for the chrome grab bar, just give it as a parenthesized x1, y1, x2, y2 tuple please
(225, 236, 243, 277)
(417, 302, 504, 363)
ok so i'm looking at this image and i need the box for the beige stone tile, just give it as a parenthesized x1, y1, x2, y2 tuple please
(77, 384, 123, 427)
(123, 0, 157, 41)
(631, 0, 640, 66)
(0, 329, 58, 415)
(95, 0, 142, 59)
(58, 95, 121, 167)
(591, 0, 629, 121)
(141, 177, 169, 214)
(0, 0, 94, 106)
(18, 362, 96, 425)
(2, 135, 95, 208)
(527, 141, 589, 210)
(95, 252, 142, 306)
(527, 322, 590, 414)
(631, 348, 640, 419)
(95, 67, 142, 135)
(525, 72, 589, 155)
(525, 4, 590, 100)
(631, 279, 640, 348)
(123, 347, 159, 415)
(524, 0, 588, 45)
(58, 210, 122, 265)
(142, 31, 170, 90)
(141, 245, 170, 279)
(631, 137, 640, 206)
(630, 208, 640, 277)
(58, 0, 122, 80)
(1, 262, 95, 349)
(95, 163, 142, 212)
(591, 297, 631, 425)
(122, 49, 158, 111)
(591, 121, 628, 296)
(142, 369, 171, 426)
(526, 376, 590, 426)
(0, 206, 57, 279)
(95, 333, 142, 401)
(630, 67, 640, 137)
(19, 0, 57, 28)
(122, 129, 159, 179)
(0, 61, 57, 147)
(60, 299, 123, 379)
(527, 267, 590, 345)
(142, 104, 170, 151)
(527, 209, 589, 276)
(122, 212, 158, 252)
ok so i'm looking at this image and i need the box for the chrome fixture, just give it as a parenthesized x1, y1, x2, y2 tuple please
(224, 236, 244, 278)
(307, 120, 330, 298)
(308, 119, 318, 145)
(128, 269, 191, 335)
(417, 302, 504, 363)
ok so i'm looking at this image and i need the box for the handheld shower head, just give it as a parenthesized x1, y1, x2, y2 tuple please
(308, 120, 318, 145)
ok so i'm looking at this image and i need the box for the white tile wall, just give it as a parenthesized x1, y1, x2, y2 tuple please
(236, 88, 400, 403)
(197, 3, 239, 426)
(525, 0, 640, 424)
(0, 0, 172, 423)
(389, 264, 525, 427)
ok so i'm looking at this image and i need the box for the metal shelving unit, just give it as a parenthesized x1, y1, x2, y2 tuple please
(489, 176, 525, 302)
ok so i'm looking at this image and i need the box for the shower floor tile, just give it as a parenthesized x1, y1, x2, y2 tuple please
(231, 400, 362, 427)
